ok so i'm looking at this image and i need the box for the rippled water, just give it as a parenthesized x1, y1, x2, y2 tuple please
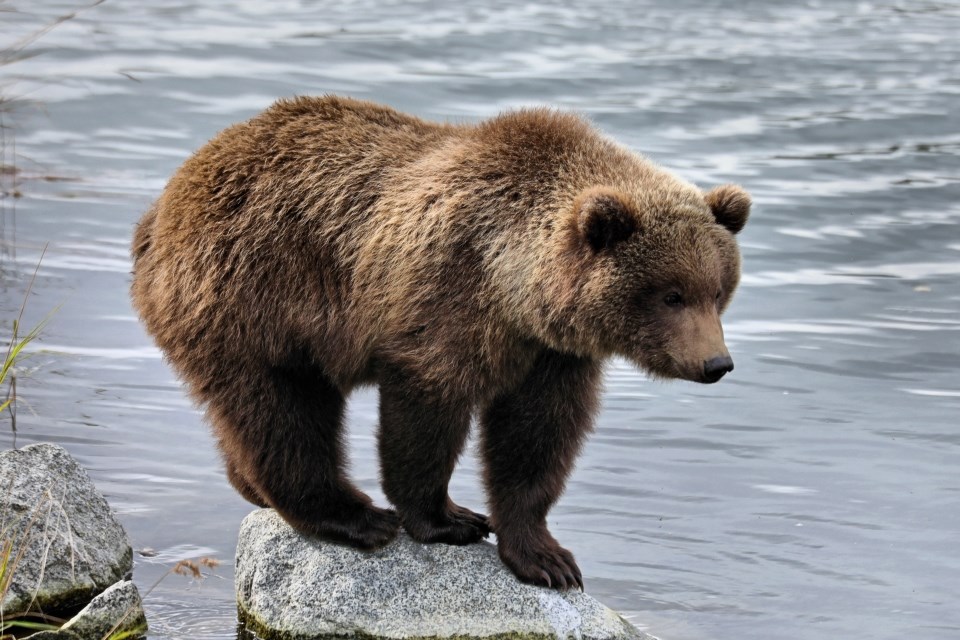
(2, 1, 958, 639)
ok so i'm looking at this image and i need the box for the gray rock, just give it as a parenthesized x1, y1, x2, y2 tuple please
(61, 579, 147, 639)
(0, 443, 133, 616)
(20, 631, 81, 640)
(236, 509, 657, 640)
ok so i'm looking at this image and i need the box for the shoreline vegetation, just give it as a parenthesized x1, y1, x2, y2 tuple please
(1, 0, 107, 206)
(1, 444, 147, 640)
(0, 4, 214, 639)
(0, 8, 141, 635)
(2, 0, 112, 443)
(2, 244, 49, 450)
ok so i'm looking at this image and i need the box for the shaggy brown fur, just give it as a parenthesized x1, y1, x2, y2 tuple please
(130, 95, 750, 590)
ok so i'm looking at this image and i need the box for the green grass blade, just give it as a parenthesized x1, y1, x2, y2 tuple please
(0, 538, 12, 592)
(0, 620, 61, 632)
(104, 624, 148, 640)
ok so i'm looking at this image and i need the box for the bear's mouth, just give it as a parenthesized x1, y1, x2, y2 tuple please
(629, 355, 688, 383)
(696, 373, 724, 384)
(657, 357, 731, 385)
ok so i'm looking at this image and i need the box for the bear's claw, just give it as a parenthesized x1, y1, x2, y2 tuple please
(401, 502, 492, 545)
(313, 504, 401, 550)
(499, 536, 584, 591)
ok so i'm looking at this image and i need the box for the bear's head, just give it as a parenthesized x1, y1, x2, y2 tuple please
(547, 182, 750, 384)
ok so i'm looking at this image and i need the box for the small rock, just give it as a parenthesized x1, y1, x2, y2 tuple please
(236, 509, 656, 640)
(61, 579, 147, 639)
(19, 631, 81, 640)
(0, 443, 133, 616)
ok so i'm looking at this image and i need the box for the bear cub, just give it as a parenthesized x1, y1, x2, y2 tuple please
(131, 95, 750, 590)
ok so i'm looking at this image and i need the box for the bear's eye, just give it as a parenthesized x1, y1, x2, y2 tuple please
(664, 292, 684, 307)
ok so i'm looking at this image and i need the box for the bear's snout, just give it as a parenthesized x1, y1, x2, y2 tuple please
(702, 355, 734, 383)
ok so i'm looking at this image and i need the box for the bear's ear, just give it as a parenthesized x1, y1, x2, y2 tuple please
(576, 189, 638, 252)
(704, 184, 751, 234)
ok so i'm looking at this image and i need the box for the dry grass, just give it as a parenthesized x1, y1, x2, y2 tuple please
(0, 3, 162, 638)
(0, 0, 106, 68)
(0, 482, 217, 639)
(97, 555, 222, 640)
(0, 486, 78, 638)
(2, 0, 107, 201)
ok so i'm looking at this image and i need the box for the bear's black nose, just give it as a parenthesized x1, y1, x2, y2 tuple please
(703, 356, 734, 383)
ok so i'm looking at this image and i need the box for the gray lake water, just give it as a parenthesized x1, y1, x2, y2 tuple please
(1, 1, 958, 639)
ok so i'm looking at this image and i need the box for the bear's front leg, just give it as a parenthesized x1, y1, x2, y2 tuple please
(480, 350, 602, 590)
(378, 365, 492, 545)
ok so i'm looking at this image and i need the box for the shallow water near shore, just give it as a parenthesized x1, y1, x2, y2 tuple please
(1, 1, 958, 639)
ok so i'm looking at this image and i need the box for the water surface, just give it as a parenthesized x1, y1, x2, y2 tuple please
(1, 1, 958, 639)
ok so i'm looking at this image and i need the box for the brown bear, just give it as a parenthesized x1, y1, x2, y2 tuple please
(130, 95, 750, 591)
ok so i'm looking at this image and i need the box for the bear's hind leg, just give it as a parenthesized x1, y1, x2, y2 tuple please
(225, 457, 269, 508)
(378, 366, 491, 545)
(209, 364, 400, 549)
